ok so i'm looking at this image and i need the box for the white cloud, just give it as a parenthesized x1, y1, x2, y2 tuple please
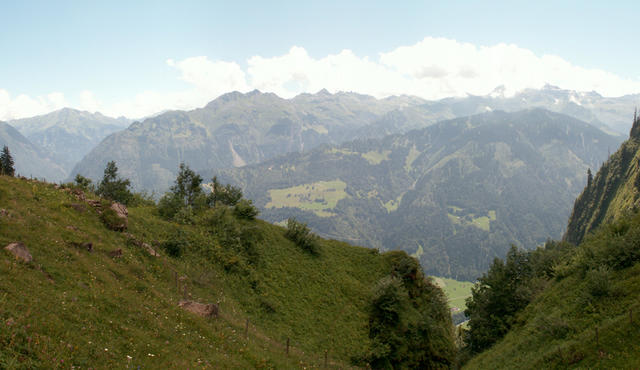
(79, 90, 101, 113)
(0, 89, 67, 121)
(2, 37, 640, 120)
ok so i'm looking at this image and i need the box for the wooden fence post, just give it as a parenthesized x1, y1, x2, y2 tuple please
(286, 338, 290, 356)
(324, 349, 328, 368)
(245, 319, 249, 338)
(595, 327, 599, 348)
(174, 271, 178, 292)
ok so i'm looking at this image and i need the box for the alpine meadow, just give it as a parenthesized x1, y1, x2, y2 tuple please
(2, 1, 640, 368)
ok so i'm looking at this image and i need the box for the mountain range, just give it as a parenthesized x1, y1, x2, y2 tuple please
(0, 121, 66, 181)
(69, 86, 637, 193)
(9, 108, 130, 174)
(218, 109, 622, 280)
(70, 90, 426, 191)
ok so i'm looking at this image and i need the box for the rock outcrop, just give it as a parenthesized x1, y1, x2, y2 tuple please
(178, 300, 219, 318)
(4, 242, 33, 262)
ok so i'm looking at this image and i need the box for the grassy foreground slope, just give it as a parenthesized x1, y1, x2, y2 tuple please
(465, 214, 640, 369)
(464, 117, 640, 368)
(0, 175, 452, 368)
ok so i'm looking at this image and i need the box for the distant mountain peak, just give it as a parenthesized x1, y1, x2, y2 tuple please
(490, 85, 506, 98)
(317, 88, 331, 96)
(246, 89, 263, 97)
(542, 83, 562, 91)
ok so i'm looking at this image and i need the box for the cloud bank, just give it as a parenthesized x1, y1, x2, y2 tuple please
(3, 37, 640, 120)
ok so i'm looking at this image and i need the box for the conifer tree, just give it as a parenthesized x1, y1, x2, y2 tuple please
(0, 145, 15, 177)
(171, 162, 203, 207)
(96, 161, 133, 204)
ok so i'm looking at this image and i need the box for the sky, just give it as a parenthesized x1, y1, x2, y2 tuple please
(1, 0, 640, 120)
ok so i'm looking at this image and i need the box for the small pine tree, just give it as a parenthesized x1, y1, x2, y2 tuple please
(0, 145, 15, 177)
(171, 163, 203, 207)
(96, 161, 133, 204)
(587, 168, 593, 188)
(208, 176, 243, 207)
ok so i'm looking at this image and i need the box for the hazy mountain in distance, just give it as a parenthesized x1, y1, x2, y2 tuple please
(72, 86, 635, 194)
(218, 109, 623, 280)
(10, 108, 131, 174)
(71, 89, 426, 192)
(426, 84, 637, 135)
(0, 121, 66, 181)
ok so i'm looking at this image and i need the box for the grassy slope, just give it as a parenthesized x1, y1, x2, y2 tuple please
(465, 226, 640, 369)
(0, 176, 394, 368)
(433, 277, 474, 312)
(465, 267, 640, 369)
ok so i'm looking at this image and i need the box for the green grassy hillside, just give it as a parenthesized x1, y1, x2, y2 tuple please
(0, 175, 454, 368)
(565, 116, 640, 245)
(464, 213, 640, 369)
(463, 118, 640, 368)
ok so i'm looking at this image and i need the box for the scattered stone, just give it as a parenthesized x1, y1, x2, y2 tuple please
(111, 203, 128, 222)
(108, 248, 123, 258)
(87, 199, 102, 211)
(68, 241, 93, 252)
(125, 234, 160, 257)
(69, 203, 87, 213)
(178, 300, 219, 318)
(65, 225, 79, 231)
(4, 242, 33, 263)
(71, 189, 86, 201)
(141, 242, 159, 257)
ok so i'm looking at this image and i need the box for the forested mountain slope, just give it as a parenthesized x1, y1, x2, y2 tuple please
(220, 109, 621, 280)
(565, 113, 640, 245)
(462, 115, 640, 368)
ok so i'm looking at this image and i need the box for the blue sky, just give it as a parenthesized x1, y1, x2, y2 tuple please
(1, 0, 639, 119)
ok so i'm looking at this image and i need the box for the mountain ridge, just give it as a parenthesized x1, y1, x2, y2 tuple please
(218, 108, 622, 280)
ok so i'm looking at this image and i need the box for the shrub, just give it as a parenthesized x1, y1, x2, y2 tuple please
(585, 266, 611, 298)
(285, 218, 319, 255)
(208, 176, 243, 207)
(161, 230, 190, 257)
(173, 205, 196, 225)
(157, 193, 183, 220)
(129, 191, 156, 207)
(233, 199, 259, 220)
(100, 206, 126, 231)
(74, 174, 94, 192)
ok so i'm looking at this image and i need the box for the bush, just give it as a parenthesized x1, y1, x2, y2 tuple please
(233, 199, 259, 220)
(161, 230, 190, 257)
(129, 191, 156, 207)
(208, 176, 244, 207)
(158, 193, 183, 220)
(285, 218, 319, 255)
(173, 205, 196, 225)
(585, 266, 611, 298)
(100, 205, 126, 231)
(74, 174, 94, 192)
